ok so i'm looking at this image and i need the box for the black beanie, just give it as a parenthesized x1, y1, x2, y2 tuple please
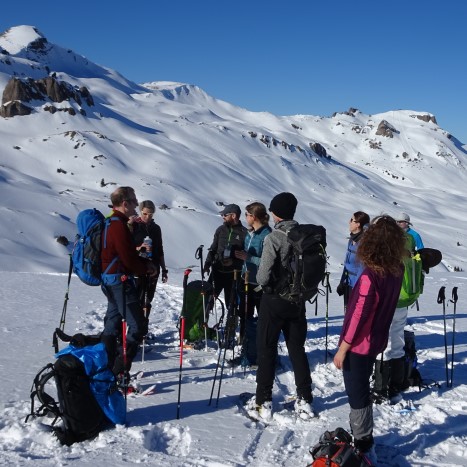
(269, 192, 297, 219)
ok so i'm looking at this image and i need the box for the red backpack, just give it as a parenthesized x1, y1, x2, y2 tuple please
(308, 428, 371, 467)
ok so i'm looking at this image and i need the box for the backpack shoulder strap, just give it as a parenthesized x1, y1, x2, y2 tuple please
(102, 216, 121, 274)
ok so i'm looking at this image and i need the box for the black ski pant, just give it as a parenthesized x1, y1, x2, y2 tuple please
(136, 273, 159, 315)
(255, 293, 312, 405)
(211, 268, 237, 307)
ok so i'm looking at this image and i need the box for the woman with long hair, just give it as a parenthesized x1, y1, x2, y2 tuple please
(333, 215, 407, 464)
(337, 211, 370, 307)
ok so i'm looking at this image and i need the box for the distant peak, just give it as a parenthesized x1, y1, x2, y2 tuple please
(0, 25, 47, 55)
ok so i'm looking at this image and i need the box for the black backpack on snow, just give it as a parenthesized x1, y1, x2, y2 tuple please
(26, 354, 110, 445)
(25, 334, 124, 446)
(275, 224, 327, 304)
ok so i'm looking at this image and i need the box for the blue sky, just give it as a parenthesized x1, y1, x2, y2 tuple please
(1, 0, 466, 143)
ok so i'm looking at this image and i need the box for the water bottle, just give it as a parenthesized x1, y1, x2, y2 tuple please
(143, 236, 152, 258)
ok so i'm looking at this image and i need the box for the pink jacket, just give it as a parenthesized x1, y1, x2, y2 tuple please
(339, 266, 403, 357)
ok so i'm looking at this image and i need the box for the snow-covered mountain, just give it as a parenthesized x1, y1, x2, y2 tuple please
(1, 25, 466, 274)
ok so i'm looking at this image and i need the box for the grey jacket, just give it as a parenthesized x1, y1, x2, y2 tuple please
(257, 219, 298, 288)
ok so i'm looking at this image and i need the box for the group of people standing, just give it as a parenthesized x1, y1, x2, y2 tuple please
(97, 185, 424, 465)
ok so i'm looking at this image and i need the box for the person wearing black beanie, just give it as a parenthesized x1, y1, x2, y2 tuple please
(243, 192, 315, 422)
(269, 192, 297, 220)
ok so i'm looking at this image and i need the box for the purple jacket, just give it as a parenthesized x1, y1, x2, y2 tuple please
(339, 266, 403, 357)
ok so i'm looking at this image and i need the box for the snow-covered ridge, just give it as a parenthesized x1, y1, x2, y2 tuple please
(0, 24, 466, 274)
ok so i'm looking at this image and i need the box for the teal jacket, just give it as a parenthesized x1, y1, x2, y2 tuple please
(242, 224, 272, 285)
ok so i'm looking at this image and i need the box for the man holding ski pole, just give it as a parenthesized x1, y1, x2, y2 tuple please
(101, 187, 157, 377)
(203, 204, 247, 305)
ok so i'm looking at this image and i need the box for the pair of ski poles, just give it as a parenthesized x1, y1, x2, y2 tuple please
(208, 270, 241, 407)
(437, 286, 459, 388)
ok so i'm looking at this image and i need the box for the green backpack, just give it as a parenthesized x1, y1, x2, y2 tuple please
(397, 235, 423, 308)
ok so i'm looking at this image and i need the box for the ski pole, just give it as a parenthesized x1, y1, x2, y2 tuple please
(53, 255, 73, 353)
(437, 286, 449, 386)
(176, 268, 192, 419)
(324, 272, 331, 363)
(242, 270, 250, 375)
(141, 275, 149, 363)
(216, 269, 240, 407)
(121, 274, 129, 406)
(195, 245, 209, 351)
(449, 287, 458, 388)
(228, 269, 240, 373)
(209, 270, 239, 406)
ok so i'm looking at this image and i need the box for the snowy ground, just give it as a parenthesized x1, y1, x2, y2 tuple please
(1, 269, 467, 466)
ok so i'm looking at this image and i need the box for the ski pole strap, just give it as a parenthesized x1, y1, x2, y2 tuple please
(451, 287, 458, 304)
(437, 286, 446, 304)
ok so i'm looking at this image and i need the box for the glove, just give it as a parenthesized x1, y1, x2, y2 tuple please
(162, 269, 168, 283)
(336, 283, 345, 296)
(203, 265, 210, 275)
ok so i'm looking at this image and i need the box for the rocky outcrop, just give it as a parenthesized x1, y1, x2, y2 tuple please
(0, 76, 94, 118)
(415, 114, 437, 124)
(0, 101, 32, 117)
(310, 142, 327, 157)
(376, 120, 398, 138)
(332, 107, 359, 117)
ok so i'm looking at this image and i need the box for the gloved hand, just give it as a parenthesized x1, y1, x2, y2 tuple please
(162, 269, 168, 283)
(203, 265, 210, 275)
(336, 283, 345, 297)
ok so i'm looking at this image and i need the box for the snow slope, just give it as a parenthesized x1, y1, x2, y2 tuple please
(1, 270, 466, 466)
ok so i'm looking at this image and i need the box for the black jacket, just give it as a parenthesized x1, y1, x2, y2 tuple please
(132, 219, 165, 270)
(204, 222, 248, 273)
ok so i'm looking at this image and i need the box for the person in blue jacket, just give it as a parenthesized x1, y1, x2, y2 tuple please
(337, 211, 370, 306)
(396, 212, 424, 251)
(233, 202, 272, 366)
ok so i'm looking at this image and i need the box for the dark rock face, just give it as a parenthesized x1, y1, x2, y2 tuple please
(0, 101, 32, 117)
(416, 114, 437, 124)
(376, 120, 398, 138)
(310, 142, 327, 157)
(0, 76, 94, 117)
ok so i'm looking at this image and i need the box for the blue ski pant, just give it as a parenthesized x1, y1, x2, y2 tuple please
(101, 280, 147, 372)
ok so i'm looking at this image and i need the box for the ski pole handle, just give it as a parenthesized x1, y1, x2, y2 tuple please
(451, 287, 458, 304)
(437, 286, 446, 304)
(195, 245, 204, 260)
(196, 245, 205, 280)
